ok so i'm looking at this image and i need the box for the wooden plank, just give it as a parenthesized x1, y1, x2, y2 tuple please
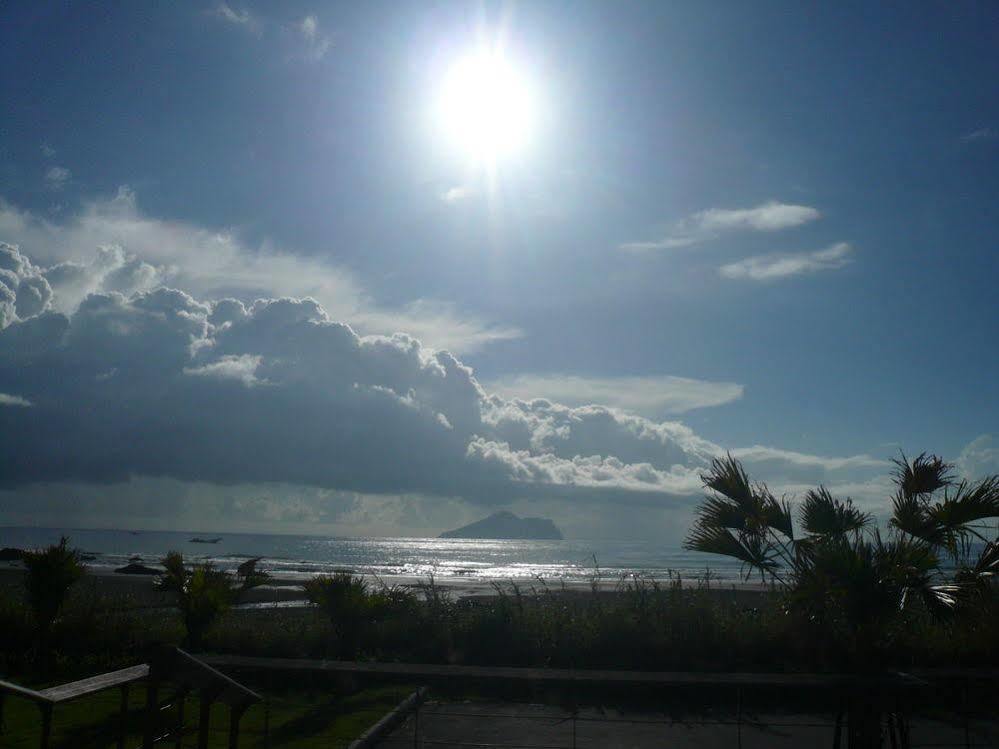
(0, 679, 50, 704)
(170, 649, 262, 704)
(200, 655, 927, 691)
(348, 687, 428, 749)
(38, 664, 150, 703)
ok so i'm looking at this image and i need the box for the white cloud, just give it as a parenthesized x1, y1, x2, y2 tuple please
(961, 128, 997, 143)
(297, 15, 330, 62)
(619, 201, 821, 252)
(958, 435, 999, 480)
(0, 248, 892, 518)
(719, 242, 853, 281)
(728, 445, 888, 472)
(697, 202, 821, 233)
(0, 190, 515, 353)
(442, 185, 473, 204)
(40, 144, 56, 159)
(184, 354, 263, 386)
(486, 373, 743, 416)
(207, 2, 263, 36)
(208, 3, 262, 35)
(0, 392, 32, 407)
(44, 166, 71, 191)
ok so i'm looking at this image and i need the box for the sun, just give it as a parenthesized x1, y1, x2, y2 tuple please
(436, 49, 536, 163)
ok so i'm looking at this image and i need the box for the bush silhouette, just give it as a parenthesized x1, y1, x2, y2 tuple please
(22, 536, 85, 642)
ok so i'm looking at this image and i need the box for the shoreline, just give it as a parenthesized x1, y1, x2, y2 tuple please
(0, 563, 774, 609)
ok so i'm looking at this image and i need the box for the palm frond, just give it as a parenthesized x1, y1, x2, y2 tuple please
(695, 495, 753, 531)
(800, 487, 872, 537)
(891, 452, 953, 499)
(683, 523, 778, 575)
(761, 489, 795, 541)
(970, 539, 999, 578)
(928, 477, 999, 552)
(889, 489, 933, 539)
(701, 454, 755, 507)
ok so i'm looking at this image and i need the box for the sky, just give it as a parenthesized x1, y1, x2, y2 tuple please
(0, 1, 997, 540)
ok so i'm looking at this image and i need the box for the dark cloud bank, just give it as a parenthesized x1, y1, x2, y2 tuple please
(0, 242, 720, 517)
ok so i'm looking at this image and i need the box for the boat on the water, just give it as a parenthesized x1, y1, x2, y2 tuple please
(189, 537, 222, 544)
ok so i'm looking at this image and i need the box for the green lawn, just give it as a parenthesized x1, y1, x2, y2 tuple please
(0, 681, 418, 748)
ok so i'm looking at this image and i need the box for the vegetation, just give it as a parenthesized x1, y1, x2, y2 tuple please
(304, 571, 420, 659)
(683, 452, 999, 748)
(683, 452, 999, 669)
(155, 550, 269, 648)
(21, 536, 86, 644)
(0, 460, 996, 746)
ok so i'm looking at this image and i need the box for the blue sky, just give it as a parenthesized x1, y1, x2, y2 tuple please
(0, 2, 996, 538)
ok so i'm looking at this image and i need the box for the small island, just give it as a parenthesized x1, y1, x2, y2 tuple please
(439, 511, 563, 540)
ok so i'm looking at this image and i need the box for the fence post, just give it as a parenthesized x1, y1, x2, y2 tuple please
(143, 680, 159, 749)
(117, 684, 129, 749)
(174, 688, 188, 749)
(412, 700, 420, 749)
(229, 704, 247, 749)
(736, 686, 742, 749)
(198, 692, 213, 749)
(263, 700, 270, 749)
(38, 703, 53, 749)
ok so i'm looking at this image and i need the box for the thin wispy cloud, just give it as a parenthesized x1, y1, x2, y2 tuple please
(0, 393, 32, 407)
(208, 3, 261, 34)
(619, 201, 821, 252)
(719, 241, 853, 281)
(297, 15, 331, 62)
(961, 127, 997, 143)
(44, 166, 71, 191)
(40, 144, 56, 159)
(486, 373, 744, 416)
(441, 185, 473, 204)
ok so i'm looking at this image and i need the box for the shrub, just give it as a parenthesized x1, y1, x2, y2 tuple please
(303, 572, 374, 659)
(22, 536, 85, 641)
(156, 551, 240, 649)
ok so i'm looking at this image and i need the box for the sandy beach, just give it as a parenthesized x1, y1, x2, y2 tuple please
(0, 562, 773, 611)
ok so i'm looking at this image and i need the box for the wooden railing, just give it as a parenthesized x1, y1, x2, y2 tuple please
(0, 648, 263, 749)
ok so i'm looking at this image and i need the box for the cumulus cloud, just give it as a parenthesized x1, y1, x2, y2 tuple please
(0, 190, 516, 353)
(0, 242, 54, 326)
(719, 242, 854, 281)
(619, 201, 821, 252)
(0, 244, 892, 522)
(486, 374, 744, 416)
(0, 240, 919, 537)
(44, 166, 71, 191)
(184, 354, 263, 387)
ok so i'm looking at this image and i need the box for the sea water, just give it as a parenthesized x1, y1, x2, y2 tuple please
(0, 526, 747, 591)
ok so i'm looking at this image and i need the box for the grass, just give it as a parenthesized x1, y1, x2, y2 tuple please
(0, 680, 418, 748)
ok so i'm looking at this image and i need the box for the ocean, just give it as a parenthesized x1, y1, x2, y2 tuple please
(0, 526, 747, 594)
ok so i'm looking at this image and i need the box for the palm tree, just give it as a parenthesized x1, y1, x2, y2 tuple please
(684, 452, 999, 748)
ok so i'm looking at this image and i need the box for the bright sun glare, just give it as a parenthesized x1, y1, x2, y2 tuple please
(437, 50, 535, 163)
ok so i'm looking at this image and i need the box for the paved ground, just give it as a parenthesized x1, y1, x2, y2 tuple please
(375, 700, 999, 748)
